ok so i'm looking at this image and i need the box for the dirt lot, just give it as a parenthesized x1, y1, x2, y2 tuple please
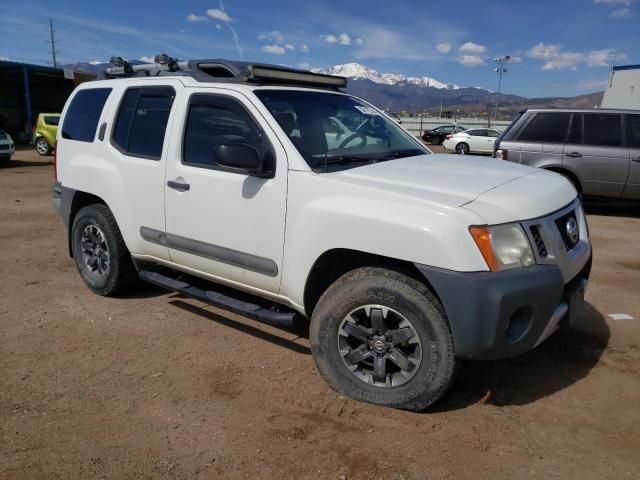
(1, 147, 639, 479)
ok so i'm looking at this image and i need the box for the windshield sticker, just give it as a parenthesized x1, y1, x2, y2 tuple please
(354, 106, 380, 116)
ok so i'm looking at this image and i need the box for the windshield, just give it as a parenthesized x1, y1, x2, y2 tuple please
(254, 90, 428, 172)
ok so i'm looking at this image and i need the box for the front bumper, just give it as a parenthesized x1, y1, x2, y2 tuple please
(415, 256, 591, 360)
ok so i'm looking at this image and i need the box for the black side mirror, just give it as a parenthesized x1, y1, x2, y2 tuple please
(215, 144, 268, 177)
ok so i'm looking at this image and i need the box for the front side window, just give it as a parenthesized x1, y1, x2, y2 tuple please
(254, 90, 427, 172)
(467, 129, 487, 137)
(518, 112, 570, 143)
(112, 86, 175, 159)
(568, 114, 582, 144)
(61, 88, 112, 142)
(583, 114, 622, 147)
(487, 130, 501, 138)
(182, 95, 263, 169)
(628, 115, 640, 149)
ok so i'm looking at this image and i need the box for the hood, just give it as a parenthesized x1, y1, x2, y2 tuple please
(330, 153, 536, 208)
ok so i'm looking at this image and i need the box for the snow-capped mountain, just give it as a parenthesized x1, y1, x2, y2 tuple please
(312, 63, 461, 90)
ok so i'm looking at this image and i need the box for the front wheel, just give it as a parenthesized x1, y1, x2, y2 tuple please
(71, 204, 138, 296)
(310, 267, 457, 411)
(35, 137, 51, 156)
(455, 142, 470, 155)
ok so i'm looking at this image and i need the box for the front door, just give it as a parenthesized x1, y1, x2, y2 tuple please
(164, 89, 288, 293)
(624, 113, 640, 200)
(563, 112, 629, 198)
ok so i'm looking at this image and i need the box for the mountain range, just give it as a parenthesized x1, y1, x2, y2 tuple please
(63, 61, 603, 116)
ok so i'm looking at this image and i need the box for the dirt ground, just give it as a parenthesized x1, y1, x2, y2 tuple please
(1, 147, 639, 480)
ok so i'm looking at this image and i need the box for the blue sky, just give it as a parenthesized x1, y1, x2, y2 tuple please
(1, 0, 638, 97)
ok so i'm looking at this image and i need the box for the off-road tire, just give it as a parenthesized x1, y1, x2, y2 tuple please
(310, 267, 457, 411)
(71, 204, 138, 296)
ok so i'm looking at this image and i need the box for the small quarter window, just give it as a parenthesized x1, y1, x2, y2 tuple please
(61, 88, 111, 142)
(112, 86, 175, 159)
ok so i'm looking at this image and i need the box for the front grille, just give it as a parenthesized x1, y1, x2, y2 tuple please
(555, 210, 579, 251)
(0, 144, 8, 151)
(529, 225, 548, 257)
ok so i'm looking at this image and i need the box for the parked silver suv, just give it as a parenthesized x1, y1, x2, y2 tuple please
(495, 109, 640, 200)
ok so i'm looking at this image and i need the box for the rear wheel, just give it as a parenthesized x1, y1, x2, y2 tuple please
(455, 142, 470, 155)
(35, 137, 51, 156)
(310, 267, 457, 411)
(71, 204, 138, 296)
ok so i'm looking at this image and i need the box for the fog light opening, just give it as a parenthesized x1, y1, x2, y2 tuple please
(505, 306, 533, 343)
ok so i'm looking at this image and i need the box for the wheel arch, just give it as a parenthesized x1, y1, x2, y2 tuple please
(302, 248, 442, 318)
(66, 190, 109, 257)
(544, 166, 582, 193)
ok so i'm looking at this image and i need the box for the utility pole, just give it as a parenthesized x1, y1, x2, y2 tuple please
(493, 55, 510, 124)
(48, 18, 58, 68)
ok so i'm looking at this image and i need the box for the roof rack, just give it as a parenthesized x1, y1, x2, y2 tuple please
(104, 54, 348, 90)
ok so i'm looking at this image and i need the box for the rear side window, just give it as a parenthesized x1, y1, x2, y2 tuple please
(61, 88, 111, 142)
(183, 95, 262, 169)
(628, 115, 640, 148)
(44, 116, 60, 126)
(584, 114, 622, 147)
(517, 112, 570, 143)
(112, 86, 175, 159)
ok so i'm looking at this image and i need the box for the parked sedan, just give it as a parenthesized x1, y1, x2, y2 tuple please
(443, 128, 502, 154)
(421, 125, 466, 145)
(0, 130, 16, 164)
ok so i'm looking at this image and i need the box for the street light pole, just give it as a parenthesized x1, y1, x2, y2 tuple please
(493, 55, 510, 123)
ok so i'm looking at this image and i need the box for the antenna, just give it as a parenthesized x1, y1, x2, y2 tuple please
(47, 18, 58, 68)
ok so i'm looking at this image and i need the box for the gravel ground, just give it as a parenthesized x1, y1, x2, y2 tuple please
(1, 147, 639, 479)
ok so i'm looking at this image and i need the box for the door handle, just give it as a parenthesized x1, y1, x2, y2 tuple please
(167, 180, 190, 192)
(566, 152, 582, 158)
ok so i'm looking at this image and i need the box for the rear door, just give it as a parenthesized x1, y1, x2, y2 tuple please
(623, 113, 640, 200)
(564, 112, 629, 198)
(515, 112, 569, 168)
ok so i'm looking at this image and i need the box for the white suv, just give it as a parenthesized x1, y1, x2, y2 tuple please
(53, 58, 592, 411)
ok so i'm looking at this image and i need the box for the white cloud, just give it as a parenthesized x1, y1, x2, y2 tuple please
(262, 44, 286, 55)
(528, 43, 626, 70)
(577, 79, 608, 90)
(206, 8, 232, 22)
(215, 24, 222, 30)
(338, 33, 351, 45)
(187, 13, 208, 23)
(354, 37, 364, 46)
(593, 0, 632, 5)
(300, 43, 310, 53)
(611, 7, 631, 16)
(323, 34, 338, 44)
(258, 30, 285, 44)
(139, 56, 155, 63)
(297, 62, 311, 70)
(285, 43, 295, 51)
(459, 41, 486, 54)
(436, 43, 452, 54)
(457, 54, 485, 67)
(323, 33, 354, 46)
(0, 56, 12, 61)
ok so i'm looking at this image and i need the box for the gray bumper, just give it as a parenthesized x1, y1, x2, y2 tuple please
(415, 257, 591, 360)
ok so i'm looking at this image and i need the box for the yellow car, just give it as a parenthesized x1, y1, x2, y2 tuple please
(33, 113, 60, 155)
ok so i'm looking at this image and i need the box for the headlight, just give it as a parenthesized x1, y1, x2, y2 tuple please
(469, 223, 535, 272)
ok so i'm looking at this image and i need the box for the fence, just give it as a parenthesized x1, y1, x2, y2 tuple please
(399, 117, 513, 137)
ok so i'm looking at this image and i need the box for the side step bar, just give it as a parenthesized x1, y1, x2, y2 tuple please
(139, 270, 297, 327)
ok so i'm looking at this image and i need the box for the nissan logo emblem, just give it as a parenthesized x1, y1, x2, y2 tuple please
(566, 217, 579, 246)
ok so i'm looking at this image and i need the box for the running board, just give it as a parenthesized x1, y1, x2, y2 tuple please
(139, 270, 297, 327)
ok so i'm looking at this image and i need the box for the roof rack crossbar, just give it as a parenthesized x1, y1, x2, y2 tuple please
(103, 54, 347, 89)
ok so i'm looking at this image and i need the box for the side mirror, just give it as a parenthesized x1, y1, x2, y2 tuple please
(215, 144, 268, 177)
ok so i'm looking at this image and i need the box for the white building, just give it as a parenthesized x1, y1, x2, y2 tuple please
(601, 64, 640, 110)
